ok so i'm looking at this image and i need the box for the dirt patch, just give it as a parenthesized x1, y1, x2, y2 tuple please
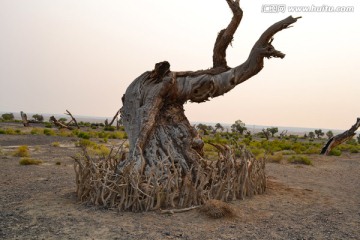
(1, 134, 360, 239)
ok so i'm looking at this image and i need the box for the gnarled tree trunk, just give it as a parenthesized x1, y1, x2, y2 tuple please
(120, 1, 300, 173)
(74, 1, 300, 212)
(321, 118, 360, 155)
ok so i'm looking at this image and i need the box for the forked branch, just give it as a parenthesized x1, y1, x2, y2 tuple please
(213, 0, 243, 69)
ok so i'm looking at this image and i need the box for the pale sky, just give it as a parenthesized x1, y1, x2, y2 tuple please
(0, 0, 359, 130)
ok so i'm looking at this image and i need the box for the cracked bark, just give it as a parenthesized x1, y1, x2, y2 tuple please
(120, 1, 300, 173)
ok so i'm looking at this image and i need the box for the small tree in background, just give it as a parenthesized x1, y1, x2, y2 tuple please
(32, 114, 44, 122)
(231, 120, 247, 135)
(326, 130, 334, 139)
(308, 132, 315, 141)
(262, 128, 271, 140)
(214, 123, 224, 133)
(197, 123, 211, 135)
(268, 127, 278, 137)
(314, 129, 324, 139)
(1, 113, 14, 121)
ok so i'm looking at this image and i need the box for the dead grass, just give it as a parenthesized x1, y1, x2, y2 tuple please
(199, 199, 235, 218)
(13, 145, 30, 157)
(19, 157, 42, 165)
(73, 144, 266, 212)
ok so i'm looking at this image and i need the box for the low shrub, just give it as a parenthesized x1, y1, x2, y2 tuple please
(104, 126, 116, 131)
(267, 153, 283, 163)
(43, 128, 55, 136)
(30, 128, 42, 135)
(90, 144, 111, 157)
(350, 148, 359, 153)
(19, 158, 42, 165)
(329, 148, 342, 156)
(77, 139, 97, 148)
(77, 132, 90, 139)
(13, 145, 30, 157)
(51, 142, 60, 147)
(44, 122, 52, 128)
(4, 128, 16, 135)
(58, 129, 74, 137)
(0, 128, 5, 134)
(288, 155, 313, 165)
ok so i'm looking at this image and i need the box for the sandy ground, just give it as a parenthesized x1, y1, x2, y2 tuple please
(0, 133, 360, 240)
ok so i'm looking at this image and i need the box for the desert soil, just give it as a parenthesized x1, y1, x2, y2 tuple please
(0, 132, 360, 240)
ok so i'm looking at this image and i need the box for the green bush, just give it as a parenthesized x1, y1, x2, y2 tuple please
(77, 139, 97, 148)
(19, 158, 42, 165)
(288, 155, 313, 165)
(44, 122, 52, 128)
(4, 128, 16, 135)
(329, 148, 342, 156)
(350, 147, 359, 153)
(77, 132, 90, 139)
(267, 153, 283, 163)
(58, 129, 74, 137)
(32, 114, 44, 122)
(104, 126, 116, 131)
(2, 113, 14, 121)
(51, 142, 60, 147)
(13, 145, 30, 157)
(43, 128, 55, 136)
(0, 128, 5, 134)
(30, 128, 42, 135)
(90, 144, 111, 157)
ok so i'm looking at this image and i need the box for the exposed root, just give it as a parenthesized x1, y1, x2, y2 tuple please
(73, 144, 266, 212)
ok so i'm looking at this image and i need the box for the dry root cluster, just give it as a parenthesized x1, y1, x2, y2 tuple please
(73, 144, 266, 212)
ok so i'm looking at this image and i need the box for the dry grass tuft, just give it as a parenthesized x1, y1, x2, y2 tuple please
(200, 199, 235, 218)
(13, 145, 30, 157)
(19, 158, 42, 165)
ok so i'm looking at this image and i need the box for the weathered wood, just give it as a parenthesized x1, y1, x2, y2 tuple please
(20, 111, 30, 127)
(105, 109, 120, 126)
(120, 14, 300, 173)
(321, 118, 360, 155)
(213, 0, 242, 69)
(65, 110, 79, 129)
(50, 116, 73, 130)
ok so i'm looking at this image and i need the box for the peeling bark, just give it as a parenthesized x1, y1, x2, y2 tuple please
(321, 118, 360, 155)
(120, 1, 300, 174)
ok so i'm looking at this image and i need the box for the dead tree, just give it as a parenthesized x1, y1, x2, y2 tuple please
(105, 109, 120, 126)
(65, 110, 80, 129)
(279, 130, 288, 139)
(20, 111, 30, 127)
(50, 116, 73, 130)
(74, 1, 300, 211)
(120, 1, 300, 173)
(321, 118, 360, 155)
